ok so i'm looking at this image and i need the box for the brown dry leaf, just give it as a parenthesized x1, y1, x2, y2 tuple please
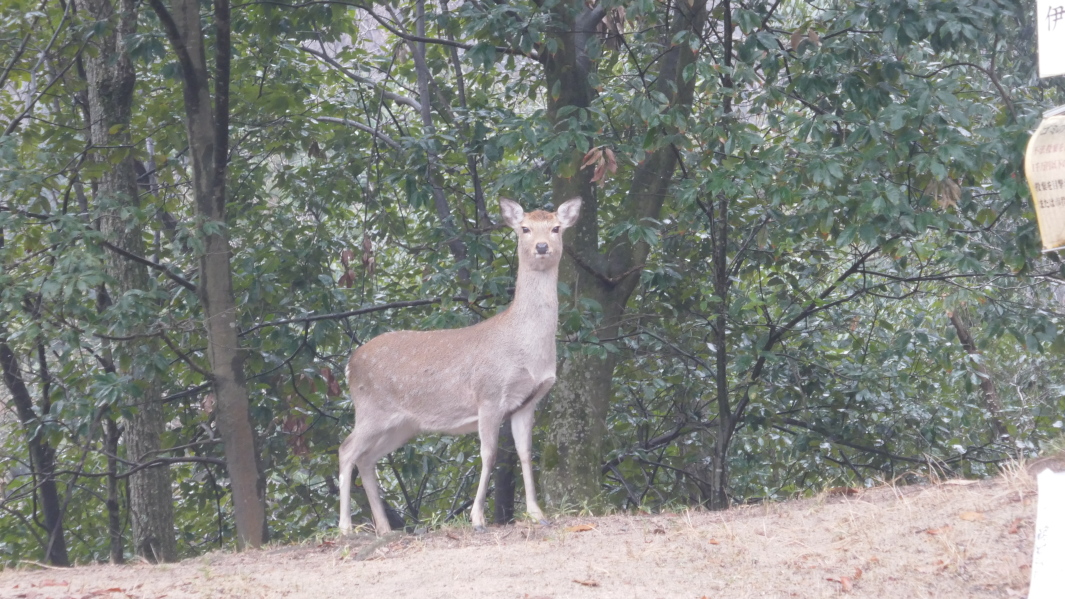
(827, 486, 859, 497)
(566, 524, 595, 533)
(853, 567, 863, 581)
(958, 511, 984, 521)
(201, 393, 215, 415)
(361, 232, 375, 276)
(340, 249, 354, 267)
(929, 178, 961, 210)
(707, 538, 720, 545)
(826, 577, 852, 592)
(321, 367, 342, 396)
(790, 29, 803, 50)
(941, 479, 978, 486)
(592, 161, 607, 183)
(808, 30, 821, 46)
(652, 528, 666, 535)
(603, 147, 617, 175)
(924, 525, 952, 535)
(581, 147, 602, 169)
(572, 579, 599, 587)
(1008, 517, 1023, 534)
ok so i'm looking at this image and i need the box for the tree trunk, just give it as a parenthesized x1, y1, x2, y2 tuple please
(708, 191, 731, 510)
(148, 0, 268, 548)
(105, 417, 124, 564)
(78, 0, 177, 562)
(0, 339, 70, 566)
(539, 0, 707, 506)
(947, 310, 1008, 440)
(492, 422, 517, 524)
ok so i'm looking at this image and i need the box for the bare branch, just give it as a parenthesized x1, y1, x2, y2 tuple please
(239, 297, 448, 337)
(298, 45, 421, 111)
(314, 116, 401, 151)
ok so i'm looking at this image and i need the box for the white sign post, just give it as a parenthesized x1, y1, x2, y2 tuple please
(1028, 469, 1065, 599)
(1038, 0, 1065, 78)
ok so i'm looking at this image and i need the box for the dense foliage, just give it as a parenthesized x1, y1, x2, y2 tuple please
(1, 0, 1063, 564)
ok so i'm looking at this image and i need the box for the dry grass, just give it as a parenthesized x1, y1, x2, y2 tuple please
(3, 463, 1058, 599)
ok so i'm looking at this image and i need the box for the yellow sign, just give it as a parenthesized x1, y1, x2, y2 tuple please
(1025, 115, 1065, 251)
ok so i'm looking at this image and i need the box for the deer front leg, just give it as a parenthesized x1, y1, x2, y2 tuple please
(511, 401, 547, 525)
(470, 409, 502, 532)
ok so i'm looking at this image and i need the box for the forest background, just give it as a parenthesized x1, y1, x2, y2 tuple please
(2, 0, 1064, 566)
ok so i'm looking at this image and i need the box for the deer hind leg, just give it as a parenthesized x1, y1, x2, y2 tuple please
(511, 401, 547, 525)
(339, 415, 414, 535)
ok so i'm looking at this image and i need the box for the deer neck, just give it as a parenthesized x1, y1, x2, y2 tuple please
(508, 263, 560, 332)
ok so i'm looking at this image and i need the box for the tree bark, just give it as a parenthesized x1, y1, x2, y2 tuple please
(539, 0, 707, 506)
(411, 0, 469, 282)
(0, 338, 70, 566)
(492, 422, 517, 524)
(148, 0, 268, 548)
(104, 416, 124, 564)
(78, 0, 177, 562)
(947, 310, 1008, 440)
(708, 191, 731, 510)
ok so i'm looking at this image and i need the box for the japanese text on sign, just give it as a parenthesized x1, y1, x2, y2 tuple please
(1025, 115, 1065, 251)
(1038, 0, 1065, 78)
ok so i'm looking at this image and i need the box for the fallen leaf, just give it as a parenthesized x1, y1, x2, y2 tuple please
(572, 579, 599, 587)
(565, 524, 595, 533)
(941, 479, 978, 486)
(840, 576, 853, 592)
(827, 486, 859, 497)
(853, 567, 863, 580)
(707, 538, 720, 545)
(652, 528, 666, 535)
(39, 580, 69, 587)
(1008, 517, 1023, 534)
(924, 525, 952, 535)
(959, 511, 984, 521)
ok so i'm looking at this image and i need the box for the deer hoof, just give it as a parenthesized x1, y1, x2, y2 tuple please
(474, 524, 487, 533)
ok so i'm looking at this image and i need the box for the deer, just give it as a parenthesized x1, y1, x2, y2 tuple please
(338, 197, 582, 534)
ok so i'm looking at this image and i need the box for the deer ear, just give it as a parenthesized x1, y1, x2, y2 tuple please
(499, 198, 524, 228)
(556, 197, 582, 229)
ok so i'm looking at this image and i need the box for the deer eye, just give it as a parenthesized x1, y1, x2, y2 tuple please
(552, 226, 560, 233)
(522, 227, 531, 233)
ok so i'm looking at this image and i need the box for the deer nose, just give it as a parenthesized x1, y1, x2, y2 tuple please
(536, 242, 549, 254)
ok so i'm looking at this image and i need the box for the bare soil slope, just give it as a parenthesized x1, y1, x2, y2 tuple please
(2, 467, 1050, 599)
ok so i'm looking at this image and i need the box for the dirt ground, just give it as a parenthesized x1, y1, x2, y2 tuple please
(2, 463, 1055, 599)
